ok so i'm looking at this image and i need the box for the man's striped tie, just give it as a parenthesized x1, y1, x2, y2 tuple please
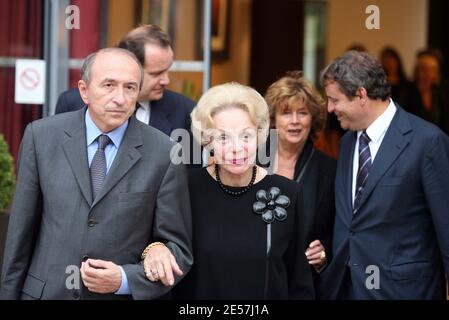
(353, 130, 371, 213)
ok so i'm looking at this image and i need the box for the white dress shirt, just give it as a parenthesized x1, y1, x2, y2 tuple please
(352, 99, 397, 204)
(85, 111, 131, 295)
(136, 101, 151, 125)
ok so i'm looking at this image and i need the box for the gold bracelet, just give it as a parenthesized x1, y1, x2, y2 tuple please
(141, 242, 165, 260)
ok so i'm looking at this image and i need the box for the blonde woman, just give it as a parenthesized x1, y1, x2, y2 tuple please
(145, 82, 314, 299)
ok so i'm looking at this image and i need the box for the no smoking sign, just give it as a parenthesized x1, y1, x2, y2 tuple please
(20, 68, 40, 90)
(15, 59, 46, 105)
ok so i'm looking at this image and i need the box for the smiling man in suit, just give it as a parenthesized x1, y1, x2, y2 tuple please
(0, 48, 192, 300)
(319, 50, 449, 299)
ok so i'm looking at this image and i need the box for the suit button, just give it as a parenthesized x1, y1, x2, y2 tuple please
(82, 255, 89, 262)
(347, 260, 358, 267)
(73, 290, 80, 299)
(350, 231, 355, 236)
(88, 219, 97, 227)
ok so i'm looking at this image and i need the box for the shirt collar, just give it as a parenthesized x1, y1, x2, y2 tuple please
(85, 110, 129, 148)
(137, 100, 150, 110)
(360, 99, 397, 143)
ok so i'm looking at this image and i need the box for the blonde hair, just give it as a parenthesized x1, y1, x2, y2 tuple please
(265, 71, 327, 141)
(191, 82, 270, 148)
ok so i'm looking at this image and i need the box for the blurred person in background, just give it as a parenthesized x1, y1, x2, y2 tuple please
(379, 46, 411, 108)
(407, 49, 449, 135)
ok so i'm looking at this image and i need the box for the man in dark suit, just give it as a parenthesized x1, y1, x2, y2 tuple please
(56, 25, 200, 165)
(0, 48, 192, 299)
(319, 50, 449, 299)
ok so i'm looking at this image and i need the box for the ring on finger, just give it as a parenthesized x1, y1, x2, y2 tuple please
(320, 250, 326, 260)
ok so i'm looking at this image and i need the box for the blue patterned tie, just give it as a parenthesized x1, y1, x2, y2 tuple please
(90, 134, 111, 200)
(353, 131, 371, 213)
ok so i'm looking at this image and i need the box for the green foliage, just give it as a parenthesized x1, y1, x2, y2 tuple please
(182, 80, 200, 101)
(0, 134, 15, 213)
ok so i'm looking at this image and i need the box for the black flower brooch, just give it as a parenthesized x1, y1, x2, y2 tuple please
(253, 187, 290, 224)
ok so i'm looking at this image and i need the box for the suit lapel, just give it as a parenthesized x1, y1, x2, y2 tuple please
(91, 116, 143, 208)
(299, 154, 318, 241)
(354, 107, 412, 213)
(149, 99, 172, 135)
(343, 132, 357, 221)
(62, 108, 93, 206)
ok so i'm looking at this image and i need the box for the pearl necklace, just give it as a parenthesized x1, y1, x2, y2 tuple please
(215, 164, 257, 196)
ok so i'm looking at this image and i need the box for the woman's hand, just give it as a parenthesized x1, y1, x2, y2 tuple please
(143, 243, 183, 286)
(305, 239, 326, 267)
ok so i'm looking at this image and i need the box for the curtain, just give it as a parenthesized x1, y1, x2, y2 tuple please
(0, 0, 102, 162)
(0, 0, 43, 164)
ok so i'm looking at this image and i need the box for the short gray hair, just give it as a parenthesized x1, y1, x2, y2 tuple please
(80, 47, 144, 89)
(320, 50, 390, 101)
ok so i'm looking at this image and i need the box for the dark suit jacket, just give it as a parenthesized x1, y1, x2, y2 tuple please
(55, 88, 201, 165)
(320, 105, 449, 299)
(0, 108, 193, 299)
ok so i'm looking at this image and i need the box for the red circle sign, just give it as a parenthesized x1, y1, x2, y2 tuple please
(20, 68, 40, 90)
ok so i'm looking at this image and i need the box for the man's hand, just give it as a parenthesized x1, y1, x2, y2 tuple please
(143, 244, 183, 286)
(80, 259, 122, 294)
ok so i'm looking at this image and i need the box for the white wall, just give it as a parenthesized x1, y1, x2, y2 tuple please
(326, 0, 428, 78)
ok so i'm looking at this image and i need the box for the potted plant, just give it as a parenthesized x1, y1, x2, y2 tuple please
(0, 134, 15, 214)
(0, 133, 15, 269)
